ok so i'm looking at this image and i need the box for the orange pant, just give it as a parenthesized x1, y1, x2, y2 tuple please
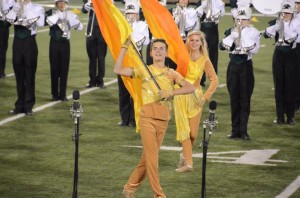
(124, 116, 168, 198)
(181, 112, 202, 164)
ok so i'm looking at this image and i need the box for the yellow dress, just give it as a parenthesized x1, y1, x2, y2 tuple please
(173, 56, 207, 142)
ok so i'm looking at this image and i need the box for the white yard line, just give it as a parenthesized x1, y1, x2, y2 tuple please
(0, 79, 118, 126)
(275, 176, 300, 198)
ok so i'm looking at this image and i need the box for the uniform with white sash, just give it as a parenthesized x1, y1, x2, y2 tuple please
(196, 0, 225, 74)
(219, 6, 260, 139)
(6, 1, 44, 115)
(46, 4, 83, 101)
(264, 1, 299, 124)
(0, 0, 13, 78)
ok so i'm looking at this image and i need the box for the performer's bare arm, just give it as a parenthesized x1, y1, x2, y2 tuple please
(114, 47, 133, 77)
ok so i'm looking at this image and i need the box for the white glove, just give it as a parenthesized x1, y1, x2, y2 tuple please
(13, 3, 21, 13)
(47, 14, 59, 26)
(230, 31, 239, 40)
(174, 16, 180, 24)
(84, 2, 93, 11)
(196, 6, 204, 17)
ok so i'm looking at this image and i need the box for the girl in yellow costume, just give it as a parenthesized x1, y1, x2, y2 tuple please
(174, 31, 219, 173)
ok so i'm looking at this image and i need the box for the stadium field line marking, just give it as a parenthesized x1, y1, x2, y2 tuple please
(0, 78, 117, 126)
(275, 176, 300, 198)
(218, 83, 226, 88)
(123, 146, 288, 166)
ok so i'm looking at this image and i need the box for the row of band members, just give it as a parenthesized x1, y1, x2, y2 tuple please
(0, 0, 299, 128)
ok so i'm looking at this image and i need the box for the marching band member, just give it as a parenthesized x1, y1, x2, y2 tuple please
(196, 0, 225, 74)
(220, 5, 261, 140)
(117, 0, 149, 127)
(294, 0, 300, 113)
(196, 0, 224, 86)
(82, 0, 108, 88)
(170, 0, 199, 41)
(45, 0, 83, 101)
(0, 0, 14, 79)
(6, 0, 44, 116)
(264, 0, 299, 125)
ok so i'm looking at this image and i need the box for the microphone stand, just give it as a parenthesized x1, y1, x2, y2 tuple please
(201, 121, 212, 198)
(200, 113, 217, 198)
(71, 104, 82, 198)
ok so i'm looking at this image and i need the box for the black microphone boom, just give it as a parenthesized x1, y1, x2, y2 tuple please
(207, 100, 218, 131)
(209, 100, 217, 110)
(70, 90, 82, 121)
(73, 90, 80, 100)
(208, 100, 217, 122)
(72, 90, 80, 111)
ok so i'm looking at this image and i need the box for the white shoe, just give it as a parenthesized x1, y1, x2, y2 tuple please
(122, 190, 134, 198)
(178, 153, 186, 168)
(175, 164, 193, 173)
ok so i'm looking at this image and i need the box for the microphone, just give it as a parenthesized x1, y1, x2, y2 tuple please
(207, 100, 218, 132)
(70, 90, 83, 122)
(72, 90, 80, 111)
(208, 100, 217, 122)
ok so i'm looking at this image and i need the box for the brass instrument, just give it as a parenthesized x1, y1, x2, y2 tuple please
(232, 19, 243, 54)
(16, 0, 24, 25)
(85, 0, 95, 37)
(277, 12, 286, 46)
(57, 5, 68, 38)
(10, 0, 38, 29)
(205, 0, 212, 21)
(174, 4, 186, 40)
(203, 0, 221, 23)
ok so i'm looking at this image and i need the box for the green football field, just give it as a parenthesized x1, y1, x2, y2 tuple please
(0, 1, 299, 197)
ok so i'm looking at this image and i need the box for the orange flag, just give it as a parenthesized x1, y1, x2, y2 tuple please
(93, 0, 143, 132)
(139, 0, 189, 77)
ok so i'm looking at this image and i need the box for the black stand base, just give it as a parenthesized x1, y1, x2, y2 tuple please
(72, 118, 80, 198)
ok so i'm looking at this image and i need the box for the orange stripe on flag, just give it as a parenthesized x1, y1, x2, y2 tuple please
(139, 0, 189, 77)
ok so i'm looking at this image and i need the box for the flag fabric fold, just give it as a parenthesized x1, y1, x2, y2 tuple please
(93, 0, 143, 132)
(139, 0, 190, 77)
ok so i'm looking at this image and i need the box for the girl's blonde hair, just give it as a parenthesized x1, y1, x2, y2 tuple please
(185, 30, 208, 56)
